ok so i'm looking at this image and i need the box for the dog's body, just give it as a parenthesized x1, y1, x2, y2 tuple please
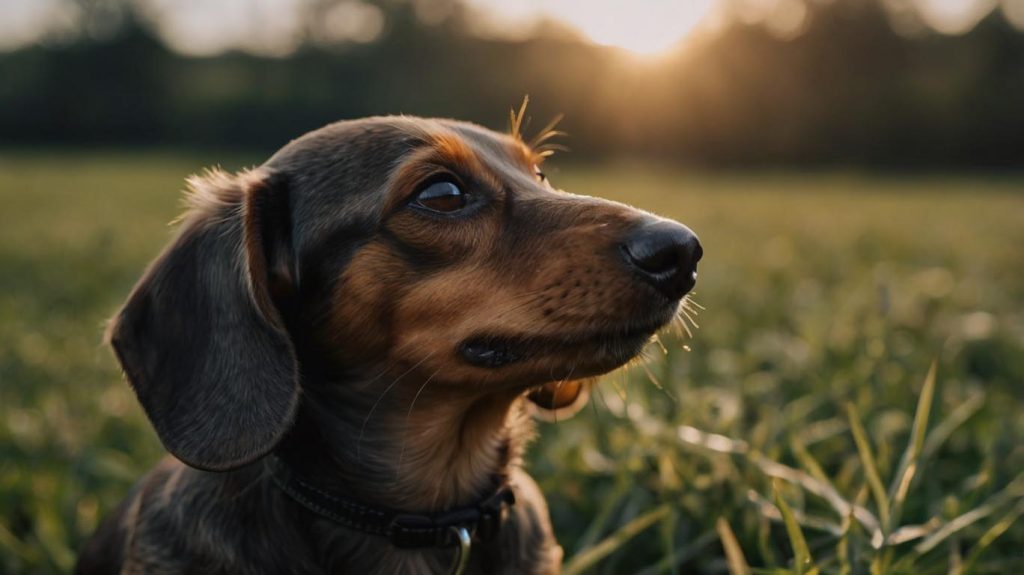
(76, 116, 700, 574)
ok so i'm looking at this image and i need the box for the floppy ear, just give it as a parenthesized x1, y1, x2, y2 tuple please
(107, 168, 299, 472)
(526, 379, 593, 422)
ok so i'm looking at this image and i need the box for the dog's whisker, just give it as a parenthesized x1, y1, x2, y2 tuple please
(609, 375, 628, 403)
(509, 95, 530, 140)
(638, 358, 663, 388)
(366, 340, 444, 384)
(359, 362, 398, 389)
(357, 351, 435, 460)
(554, 362, 577, 391)
(592, 378, 611, 420)
(395, 366, 444, 480)
(678, 307, 700, 329)
(550, 363, 578, 424)
(683, 294, 705, 310)
(652, 333, 668, 355)
(640, 355, 677, 400)
(676, 316, 694, 339)
(679, 296, 704, 326)
(593, 386, 609, 430)
(680, 296, 701, 315)
(666, 315, 682, 338)
(675, 317, 695, 337)
(529, 114, 565, 148)
(535, 143, 569, 158)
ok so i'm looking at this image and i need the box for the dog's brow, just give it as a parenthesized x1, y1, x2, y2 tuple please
(378, 131, 490, 212)
(431, 132, 479, 168)
(512, 140, 540, 169)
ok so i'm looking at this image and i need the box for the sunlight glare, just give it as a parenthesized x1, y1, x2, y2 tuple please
(547, 0, 717, 54)
(471, 0, 717, 55)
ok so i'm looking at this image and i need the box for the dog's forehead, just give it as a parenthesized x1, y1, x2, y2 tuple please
(440, 120, 531, 165)
(266, 116, 522, 173)
(268, 117, 526, 198)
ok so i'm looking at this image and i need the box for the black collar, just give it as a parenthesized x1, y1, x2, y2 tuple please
(265, 455, 516, 549)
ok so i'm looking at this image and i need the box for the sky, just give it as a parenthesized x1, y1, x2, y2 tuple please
(1, 0, 1021, 56)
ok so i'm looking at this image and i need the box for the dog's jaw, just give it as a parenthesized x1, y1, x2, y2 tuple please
(278, 373, 531, 513)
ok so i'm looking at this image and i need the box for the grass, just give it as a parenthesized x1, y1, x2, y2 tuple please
(1, 151, 1023, 573)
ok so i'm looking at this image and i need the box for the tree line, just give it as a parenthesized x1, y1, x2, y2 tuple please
(1, 0, 1022, 168)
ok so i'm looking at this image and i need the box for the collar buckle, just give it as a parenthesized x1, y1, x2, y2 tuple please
(385, 487, 516, 548)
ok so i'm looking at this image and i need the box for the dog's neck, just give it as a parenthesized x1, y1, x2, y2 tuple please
(277, 372, 532, 512)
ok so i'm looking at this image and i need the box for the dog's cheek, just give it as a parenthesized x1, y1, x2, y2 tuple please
(324, 242, 407, 364)
(389, 267, 491, 353)
(384, 209, 498, 270)
(385, 266, 524, 377)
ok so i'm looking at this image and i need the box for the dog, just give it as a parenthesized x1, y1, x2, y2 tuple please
(75, 116, 701, 574)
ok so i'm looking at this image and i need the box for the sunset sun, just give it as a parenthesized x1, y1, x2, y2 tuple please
(472, 0, 718, 56)
(546, 0, 717, 55)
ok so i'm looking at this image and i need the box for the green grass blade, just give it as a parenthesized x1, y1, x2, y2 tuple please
(773, 479, 814, 575)
(0, 522, 40, 564)
(837, 511, 854, 575)
(634, 529, 718, 575)
(573, 477, 631, 553)
(747, 489, 842, 536)
(716, 517, 752, 575)
(948, 537, 964, 575)
(787, 433, 885, 536)
(914, 474, 1024, 555)
(789, 434, 830, 485)
(920, 390, 985, 463)
(846, 402, 891, 533)
(886, 518, 944, 545)
(746, 450, 882, 538)
(757, 514, 780, 568)
(659, 506, 678, 575)
(564, 504, 671, 575)
(960, 498, 1024, 573)
(887, 361, 937, 530)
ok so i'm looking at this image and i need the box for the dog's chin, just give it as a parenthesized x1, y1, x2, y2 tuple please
(459, 308, 677, 380)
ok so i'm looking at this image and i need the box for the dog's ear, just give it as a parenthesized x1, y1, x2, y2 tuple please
(526, 379, 593, 421)
(107, 168, 299, 472)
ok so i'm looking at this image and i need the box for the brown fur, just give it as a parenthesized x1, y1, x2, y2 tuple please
(77, 116, 700, 574)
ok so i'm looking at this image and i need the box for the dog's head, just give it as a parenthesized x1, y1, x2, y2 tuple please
(108, 117, 701, 471)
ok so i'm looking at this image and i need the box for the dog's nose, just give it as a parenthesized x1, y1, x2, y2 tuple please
(622, 220, 702, 300)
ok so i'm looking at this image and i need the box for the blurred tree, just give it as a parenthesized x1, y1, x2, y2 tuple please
(0, 0, 1021, 168)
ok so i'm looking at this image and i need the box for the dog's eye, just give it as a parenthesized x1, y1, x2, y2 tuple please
(534, 166, 547, 183)
(414, 181, 467, 213)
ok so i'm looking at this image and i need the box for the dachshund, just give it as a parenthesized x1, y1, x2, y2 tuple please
(75, 116, 702, 574)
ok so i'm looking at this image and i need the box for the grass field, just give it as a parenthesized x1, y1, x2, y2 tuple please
(1, 152, 1023, 574)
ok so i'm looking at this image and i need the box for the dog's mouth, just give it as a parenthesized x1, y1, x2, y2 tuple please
(459, 308, 677, 373)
